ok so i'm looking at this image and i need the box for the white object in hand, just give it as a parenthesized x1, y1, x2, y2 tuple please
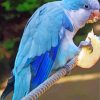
(77, 30, 100, 68)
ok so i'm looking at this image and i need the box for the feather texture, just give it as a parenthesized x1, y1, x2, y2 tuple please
(30, 45, 59, 90)
(13, 1, 73, 75)
(12, 1, 73, 100)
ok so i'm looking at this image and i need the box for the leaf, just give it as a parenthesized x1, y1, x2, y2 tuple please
(3, 39, 15, 51)
(1, 1, 11, 11)
(16, 0, 40, 12)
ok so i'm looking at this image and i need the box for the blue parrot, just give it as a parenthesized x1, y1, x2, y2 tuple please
(1, 0, 100, 100)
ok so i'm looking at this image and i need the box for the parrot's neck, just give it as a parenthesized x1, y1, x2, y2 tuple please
(64, 9, 92, 35)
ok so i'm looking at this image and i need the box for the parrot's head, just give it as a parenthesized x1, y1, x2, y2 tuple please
(63, 0, 100, 29)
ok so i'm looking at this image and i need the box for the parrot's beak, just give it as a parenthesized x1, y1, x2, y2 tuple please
(87, 10, 100, 23)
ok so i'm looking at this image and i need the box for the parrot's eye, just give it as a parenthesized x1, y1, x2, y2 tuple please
(84, 5, 89, 9)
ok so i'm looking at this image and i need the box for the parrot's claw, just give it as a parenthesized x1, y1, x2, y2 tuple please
(79, 39, 93, 53)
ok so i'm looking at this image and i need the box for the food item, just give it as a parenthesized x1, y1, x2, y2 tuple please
(77, 30, 100, 68)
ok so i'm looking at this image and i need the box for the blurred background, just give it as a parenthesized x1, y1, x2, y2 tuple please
(0, 0, 100, 100)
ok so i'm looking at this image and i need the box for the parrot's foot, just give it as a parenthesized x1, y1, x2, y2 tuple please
(79, 39, 93, 53)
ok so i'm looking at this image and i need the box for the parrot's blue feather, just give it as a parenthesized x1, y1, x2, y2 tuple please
(63, 0, 87, 10)
(11, 2, 75, 99)
(63, 13, 74, 31)
(13, 2, 73, 75)
(30, 54, 44, 76)
(12, 67, 31, 100)
(30, 45, 59, 90)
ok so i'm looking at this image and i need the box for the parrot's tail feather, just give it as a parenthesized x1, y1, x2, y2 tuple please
(1, 76, 15, 100)
(12, 67, 31, 100)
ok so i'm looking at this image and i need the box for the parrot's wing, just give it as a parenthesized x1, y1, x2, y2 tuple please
(13, 4, 73, 77)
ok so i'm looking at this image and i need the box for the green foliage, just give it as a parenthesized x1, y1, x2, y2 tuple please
(1, 1, 11, 11)
(0, 39, 15, 60)
(0, 0, 56, 21)
(74, 34, 87, 45)
(1, 0, 55, 12)
(3, 39, 16, 51)
(74, 24, 93, 45)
